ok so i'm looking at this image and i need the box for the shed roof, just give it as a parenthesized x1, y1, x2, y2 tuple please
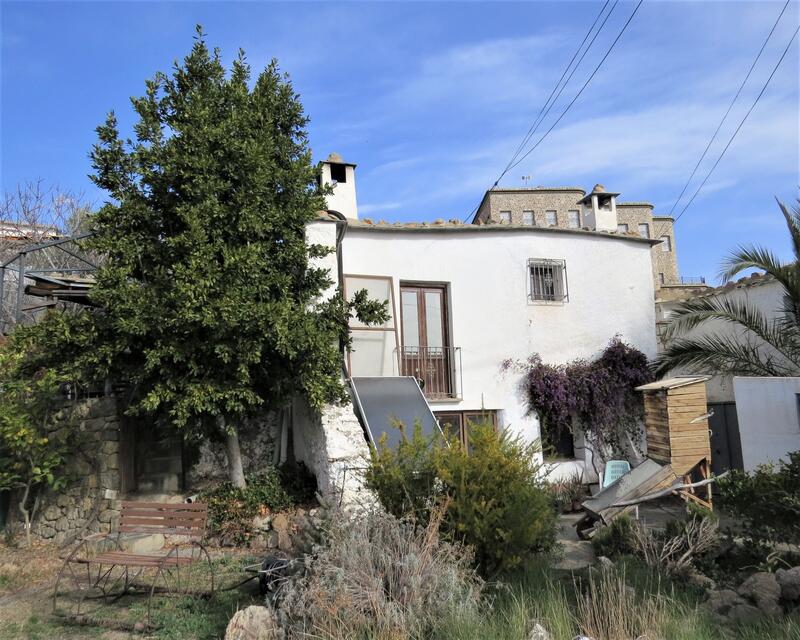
(635, 376, 710, 392)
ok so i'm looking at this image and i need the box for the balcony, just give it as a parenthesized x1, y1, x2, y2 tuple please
(396, 346, 462, 400)
(677, 276, 706, 285)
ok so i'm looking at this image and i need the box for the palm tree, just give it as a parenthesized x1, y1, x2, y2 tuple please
(654, 198, 800, 378)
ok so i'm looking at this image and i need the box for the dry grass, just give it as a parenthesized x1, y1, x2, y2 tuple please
(276, 502, 484, 639)
(576, 566, 676, 640)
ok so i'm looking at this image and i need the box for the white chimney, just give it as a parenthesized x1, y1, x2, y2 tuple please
(578, 184, 619, 232)
(320, 152, 358, 220)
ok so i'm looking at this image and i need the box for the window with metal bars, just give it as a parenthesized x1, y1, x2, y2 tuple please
(528, 259, 568, 303)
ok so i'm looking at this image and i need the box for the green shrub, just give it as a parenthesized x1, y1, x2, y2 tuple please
(718, 452, 800, 547)
(366, 421, 556, 577)
(199, 463, 316, 543)
(591, 514, 636, 558)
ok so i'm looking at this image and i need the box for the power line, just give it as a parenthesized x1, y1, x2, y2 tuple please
(505, 0, 644, 175)
(673, 24, 799, 224)
(501, 0, 615, 177)
(462, 0, 642, 223)
(666, 0, 792, 219)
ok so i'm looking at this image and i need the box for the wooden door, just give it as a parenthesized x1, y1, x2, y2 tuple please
(400, 285, 452, 398)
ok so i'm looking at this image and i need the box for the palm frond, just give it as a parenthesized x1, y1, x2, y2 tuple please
(663, 296, 799, 363)
(653, 334, 798, 379)
(718, 244, 789, 283)
(777, 197, 800, 264)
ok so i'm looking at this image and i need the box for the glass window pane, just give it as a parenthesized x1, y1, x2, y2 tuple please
(401, 291, 420, 347)
(545, 210, 557, 226)
(568, 210, 580, 228)
(499, 211, 511, 224)
(522, 211, 534, 226)
(638, 223, 650, 238)
(424, 292, 444, 348)
(345, 276, 394, 328)
(617, 223, 629, 233)
(349, 330, 396, 377)
(660, 235, 671, 251)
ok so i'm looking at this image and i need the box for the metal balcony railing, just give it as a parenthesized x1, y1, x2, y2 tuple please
(396, 346, 462, 400)
(676, 276, 706, 285)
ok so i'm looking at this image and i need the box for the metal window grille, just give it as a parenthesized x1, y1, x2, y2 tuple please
(529, 259, 568, 302)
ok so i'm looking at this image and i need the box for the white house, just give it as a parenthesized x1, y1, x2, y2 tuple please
(308, 153, 660, 482)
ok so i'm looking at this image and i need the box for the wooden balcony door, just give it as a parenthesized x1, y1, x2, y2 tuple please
(400, 284, 452, 398)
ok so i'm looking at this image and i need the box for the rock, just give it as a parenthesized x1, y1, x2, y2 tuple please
(727, 603, 764, 625)
(528, 622, 551, 640)
(554, 541, 595, 571)
(43, 506, 61, 521)
(684, 566, 715, 591)
(250, 535, 268, 552)
(225, 605, 283, 640)
(738, 572, 782, 617)
(776, 567, 800, 602)
(266, 530, 279, 549)
(707, 589, 747, 616)
(596, 556, 613, 571)
(252, 515, 272, 531)
(271, 513, 292, 552)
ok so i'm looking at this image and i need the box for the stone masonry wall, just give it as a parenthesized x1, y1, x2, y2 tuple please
(476, 189, 587, 228)
(29, 397, 122, 545)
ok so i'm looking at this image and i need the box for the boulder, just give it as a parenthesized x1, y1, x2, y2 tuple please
(727, 603, 764, 625)
(738, 572, 782, 617)
(225, 605, 283, 640)
(596, 556, 614, 571)
(776, 567, 800, 602)
(706, 588, 748, 616)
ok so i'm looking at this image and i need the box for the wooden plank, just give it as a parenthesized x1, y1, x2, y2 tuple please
(118, 525, 204, 536)
(120, 509, 206, 520)
(120, 518, 205, 530)
(121, 501, 206, 511)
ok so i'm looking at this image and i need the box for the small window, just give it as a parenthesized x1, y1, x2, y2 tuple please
(528, 259, 568, 303)
(568, 210, 580, 228)
(617, 223, 629, 233)
(659, 273, 665, 285)
(499, 210, 512, 224)
(638, 223, 650, 238)
(660, 235, 672, 251)
(545, 210, 557, 226)
(330, 163, 347, 183)
(522, 210, 535, 226)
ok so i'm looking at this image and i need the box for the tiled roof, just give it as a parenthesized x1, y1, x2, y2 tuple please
(344, 217, 658, 245)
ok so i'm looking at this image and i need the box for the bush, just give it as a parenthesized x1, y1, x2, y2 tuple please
(718, 452, 800, 547)
(198, 463, 316, 543)
(591, 514, 636, 558)
(275, 504, 483, 639)
(366, 421, 556, 577)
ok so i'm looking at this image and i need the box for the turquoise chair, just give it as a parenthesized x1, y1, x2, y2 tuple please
(601, 459, 636, 518)
(602, 460, 631, 489)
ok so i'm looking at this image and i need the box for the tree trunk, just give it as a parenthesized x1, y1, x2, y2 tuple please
(18, 480, 33, 547)
(219, 415, 246, 488)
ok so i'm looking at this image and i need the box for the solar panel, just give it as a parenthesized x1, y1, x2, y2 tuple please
(350, 376, 442, 450)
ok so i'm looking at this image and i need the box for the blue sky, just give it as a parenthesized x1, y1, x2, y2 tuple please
(2, 1, 798, 284)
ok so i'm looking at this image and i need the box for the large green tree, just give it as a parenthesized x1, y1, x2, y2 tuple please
(80, 28, 384, 486)
(654, 198, 800, 378)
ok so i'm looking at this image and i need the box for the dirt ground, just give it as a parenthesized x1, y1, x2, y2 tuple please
(0, 541, 263, 640)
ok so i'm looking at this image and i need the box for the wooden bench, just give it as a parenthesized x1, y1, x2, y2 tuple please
(53, 501, 214, 630)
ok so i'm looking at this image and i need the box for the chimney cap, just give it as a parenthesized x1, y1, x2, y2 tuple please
(324, 152, 356, 167)
(577, 183, 620, 204)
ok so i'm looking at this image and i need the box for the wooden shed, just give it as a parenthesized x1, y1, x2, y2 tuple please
(636, 376, 713, 507)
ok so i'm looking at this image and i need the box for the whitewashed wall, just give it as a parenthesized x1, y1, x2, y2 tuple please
(658, 278, 784, 403)
(733, 376, 800, 471)
(341, 225, 658, 478)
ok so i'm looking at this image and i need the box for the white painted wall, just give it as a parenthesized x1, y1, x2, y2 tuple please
(658, 279, 784, 402)
(321, 163, 358, 219)
(733, 376, 800, 470)
(341, 225, 658, 478)
(306, 218, 340, 299)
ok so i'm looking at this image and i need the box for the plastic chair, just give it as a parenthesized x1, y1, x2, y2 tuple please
(601, 460, 632, 488)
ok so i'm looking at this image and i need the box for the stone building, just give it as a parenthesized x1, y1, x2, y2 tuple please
(472, 184, 691, 293)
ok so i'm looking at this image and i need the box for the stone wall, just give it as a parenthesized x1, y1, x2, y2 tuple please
(29, 397, 122, 545)
(186, 412, 282, 491)
(476, 188, 587, 228)
(292, 394, 374, 507)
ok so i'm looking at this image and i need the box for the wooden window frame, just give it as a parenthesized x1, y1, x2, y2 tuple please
(435, 410, 498, 449)
(343, 274, 400, 377)
(399, 283, 450, 351)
